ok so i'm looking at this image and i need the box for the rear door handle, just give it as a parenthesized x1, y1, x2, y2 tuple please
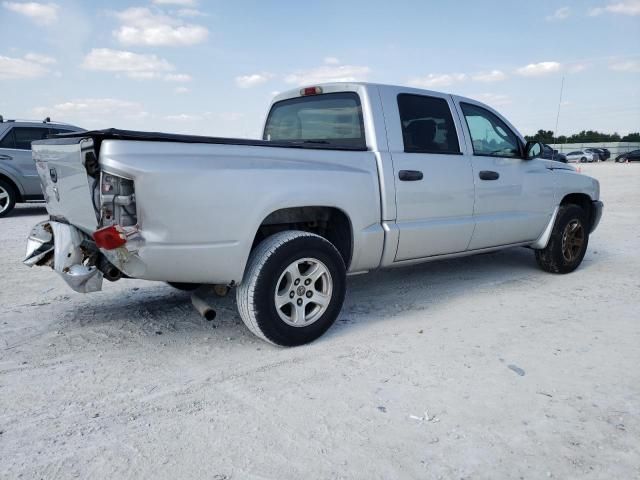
(479, 170, 499, 180)
(0, 154, 12, 160)
(399, 170, 423, 181)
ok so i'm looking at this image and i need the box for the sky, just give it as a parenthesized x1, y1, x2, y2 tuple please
(0, 0, 639, 138)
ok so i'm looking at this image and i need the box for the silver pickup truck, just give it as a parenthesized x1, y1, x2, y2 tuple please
(24, 82, 603, 346)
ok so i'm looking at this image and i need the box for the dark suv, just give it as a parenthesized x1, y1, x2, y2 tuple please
(0, 117, 83, 217)
(615, 149, 640, 162)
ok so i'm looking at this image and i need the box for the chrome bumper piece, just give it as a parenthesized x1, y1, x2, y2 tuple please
(24, 221, 103, 293)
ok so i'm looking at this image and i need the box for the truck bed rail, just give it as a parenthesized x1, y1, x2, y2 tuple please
(35, 128, 368, 152)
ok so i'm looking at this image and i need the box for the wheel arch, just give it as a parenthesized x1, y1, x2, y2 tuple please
(250, 206, 354, 270)
(560, 192, 593, 226)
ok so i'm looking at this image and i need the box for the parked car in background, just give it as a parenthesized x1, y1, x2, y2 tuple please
(0, 117, 84, 217)
(598, 148, 611, 161)
(566, 150, 599, 163)
(542, 144, 567, 162)
(585, 148, 607, 161)
(615, 149, 640, 162)
(23, 82, 602, 346)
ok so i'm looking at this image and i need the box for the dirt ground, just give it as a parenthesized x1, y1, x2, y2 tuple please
(1, 163, 639, 479)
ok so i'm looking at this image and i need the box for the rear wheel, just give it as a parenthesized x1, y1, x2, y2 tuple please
(580, 157, 587, 163)
(535, 205, 589, 274)
(236, 230, 346, 346)
(0, 179, 17, 218)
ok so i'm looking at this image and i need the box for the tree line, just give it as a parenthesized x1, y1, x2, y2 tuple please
(524, 130, 640, 144)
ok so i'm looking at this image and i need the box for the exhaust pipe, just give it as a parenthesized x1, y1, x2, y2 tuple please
(97, 256, 122, 282)
(191, 292, 216, 321)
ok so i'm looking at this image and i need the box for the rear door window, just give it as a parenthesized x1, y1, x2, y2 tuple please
(264, 92, 366, 149)
(397, 94, 460, 154)
(12, 127, 50, 150)
(0, 129, 16, 148)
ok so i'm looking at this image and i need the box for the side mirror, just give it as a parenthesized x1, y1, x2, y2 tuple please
(524, 141, 543, 160)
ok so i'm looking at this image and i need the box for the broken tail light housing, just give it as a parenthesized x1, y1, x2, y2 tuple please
(100, 172, 137, 227)
(93, 225, 127, 250)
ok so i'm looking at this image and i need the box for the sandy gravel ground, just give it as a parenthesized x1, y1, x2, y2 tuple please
(1, 163, 639, 479)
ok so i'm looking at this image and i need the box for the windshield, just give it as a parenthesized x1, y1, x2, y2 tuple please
(263, 92, 366, 149)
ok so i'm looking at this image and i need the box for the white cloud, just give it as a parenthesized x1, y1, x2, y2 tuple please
(175, 86, 190, 94)
(546, 6, 570, 21)
(609, 60, 640, 72)
(471, 93, 511, 108)
(471, 70, 506, 82)
(568, 63, 588, 73)
(32, 99, 148, 126)
(408, 73, 467, 89)
(589, 1, 640, 16)
(2, 1, 58, 25)
(164, 73, 192, 82)
(218, 112, 245, 122)
(81, 48, 191, 82)
(82, 48, 174, 79)
(163, 113, 202, 121)
(0, 54, 50, 79)
(24, 52, 56, 64)
(323, 57, 340, 65)
(177, 8, 206, 17)
(235, 72, 274, 88)
(114, 7, 208, 47)
(285, 62, 371, 85)
(153, 0, 195, 5)
(516, 61, 562, 76)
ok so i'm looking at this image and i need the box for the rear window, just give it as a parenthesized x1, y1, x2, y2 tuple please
(263, 92, 366, 149)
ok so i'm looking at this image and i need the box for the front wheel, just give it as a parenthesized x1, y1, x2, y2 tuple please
(535, 205, 589, 274)
(236, 231, 346, 346)
(0, 179, 17, 218)
(580, 157, 587, 163)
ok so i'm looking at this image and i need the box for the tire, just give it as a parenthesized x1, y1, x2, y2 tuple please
(236, 230, 346, 346)
(535, 205, 589, 274)
(580, 157, 587, 163)
(0, 178, 17, 218)
(167, 282, 200, 291)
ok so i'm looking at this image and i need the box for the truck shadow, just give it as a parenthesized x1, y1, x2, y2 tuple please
(56, 245, 589, 345)
(6, 205, 48, 217)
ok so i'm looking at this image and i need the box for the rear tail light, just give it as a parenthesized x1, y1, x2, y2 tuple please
(93, 225, 127, 250)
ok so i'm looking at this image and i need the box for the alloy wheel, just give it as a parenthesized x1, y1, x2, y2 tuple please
(274, 257, 333, 327)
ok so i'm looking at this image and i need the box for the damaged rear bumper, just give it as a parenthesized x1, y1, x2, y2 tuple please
(24, 221, 104, 293)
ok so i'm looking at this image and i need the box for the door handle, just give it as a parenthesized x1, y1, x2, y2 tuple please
(399, 170, 423, 181)
(479, 170, 499, 180)
(0, 154, 12, 160)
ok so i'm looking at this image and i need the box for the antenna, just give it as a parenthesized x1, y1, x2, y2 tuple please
(552, 76, 565, 159)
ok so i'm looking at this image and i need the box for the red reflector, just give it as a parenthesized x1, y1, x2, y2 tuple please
(300, 86, 323, 96)
(93, 225, 126, 250)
